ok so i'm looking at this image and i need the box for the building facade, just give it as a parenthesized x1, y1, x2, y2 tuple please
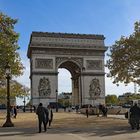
(27, 32, 107, 107)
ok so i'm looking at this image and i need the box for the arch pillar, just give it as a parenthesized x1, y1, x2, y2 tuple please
(71, 77, 80, 106)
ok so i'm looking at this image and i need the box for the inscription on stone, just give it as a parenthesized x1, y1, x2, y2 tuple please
(86, 60, 102, 70)
(35, 58, 53, 69)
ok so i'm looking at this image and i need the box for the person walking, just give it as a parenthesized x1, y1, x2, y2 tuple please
(129, 103, 140, 130)
(13, 106, 17, 118)
(85, 105, 89, 118)
(47, 105, 53, 128)
(102, 105, 108, 117)
(36, 103, 48, 133)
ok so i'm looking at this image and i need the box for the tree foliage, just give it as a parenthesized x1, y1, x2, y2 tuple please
(0, 80, 30, 104)
(0, 12, 23, 80)
(0, 12, 26, 103)
(106, 21, 140, 85)
(105, 95, 118, 105)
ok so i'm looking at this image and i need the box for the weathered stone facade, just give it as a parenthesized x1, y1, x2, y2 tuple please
(27, 32, 107, 107)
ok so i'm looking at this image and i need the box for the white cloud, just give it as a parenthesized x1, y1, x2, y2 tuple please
(15, 50, 30, 88)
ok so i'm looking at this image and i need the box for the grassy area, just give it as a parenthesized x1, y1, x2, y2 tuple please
(0, 111, 128, 129)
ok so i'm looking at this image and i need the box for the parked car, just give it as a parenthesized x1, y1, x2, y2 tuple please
(0, 104, 6, 109)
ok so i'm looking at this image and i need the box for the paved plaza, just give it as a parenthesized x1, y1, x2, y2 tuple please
(0, 111, 140, 140)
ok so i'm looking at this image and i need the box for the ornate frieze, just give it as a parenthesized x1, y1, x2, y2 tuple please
(86, 60, 102, 70)
(35, 58, 53, 69)
(89, 78, 101, 99)
(56, 57, 83, 68)
(38, 77, 51, 97)
(30, 43, 105, 50)
(31, 37, 104, 46)
(31, 49, 104, 57)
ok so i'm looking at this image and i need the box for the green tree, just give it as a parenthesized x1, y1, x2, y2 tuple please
(106, 21, 140, 85)
(0, 12, 24, 103)
(105, 95, 118, 105)
(0, 12, 23, 80)
(0, 81, 30, 105)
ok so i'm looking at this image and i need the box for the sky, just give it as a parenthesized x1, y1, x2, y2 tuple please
(0, 0, 140, 105)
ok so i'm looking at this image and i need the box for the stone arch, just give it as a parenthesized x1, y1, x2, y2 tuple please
(27, 32, 107, 107)
(56, 57, 83, 70)
(57, 60, 82, 106)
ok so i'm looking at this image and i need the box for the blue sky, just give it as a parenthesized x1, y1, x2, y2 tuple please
(1, 0, 140, 104)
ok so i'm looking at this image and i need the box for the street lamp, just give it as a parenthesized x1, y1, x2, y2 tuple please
(3, 63, 14, 127)
(56, 89, 58, 112)
(23, 86, 26, 112)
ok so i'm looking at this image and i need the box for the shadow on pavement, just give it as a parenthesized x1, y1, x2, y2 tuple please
(0, 127, 37, 137)
(0, 124, 137, 138)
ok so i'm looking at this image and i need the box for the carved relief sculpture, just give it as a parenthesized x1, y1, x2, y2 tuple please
(35, 58, 53, 69)
(86, 60, 102, 70)
(38, 77, 51, 96)
(89, 78, 101, 99)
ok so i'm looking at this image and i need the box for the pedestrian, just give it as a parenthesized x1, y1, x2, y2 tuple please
(96, 105, 100, 117)
(63, 106, 66, 112)
(75, 105, 79, 113)
(99, 104, 103, 116)
(102, 105, 108, 117)
(33, 105, 36, 112)
(85, 105, 89, 118)
(10, 106, 14, 117)
(129, 103, 140, 130)
(47, 105, 53, 128)
(36, 103, 48, 133)
(13, 106, 17, 118)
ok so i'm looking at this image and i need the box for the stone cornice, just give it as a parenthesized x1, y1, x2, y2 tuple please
(31, 32, 105, 40)
(30, 43, 107, 50)
(27, 32, 107, 58)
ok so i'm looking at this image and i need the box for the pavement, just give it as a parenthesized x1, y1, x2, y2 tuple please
(0, 113, 140, 140)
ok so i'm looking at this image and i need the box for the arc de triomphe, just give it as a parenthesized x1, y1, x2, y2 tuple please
(27, 32, 107, 107)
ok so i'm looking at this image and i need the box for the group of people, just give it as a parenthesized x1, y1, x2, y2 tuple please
(98, 104, 108, 117)
(85, 104, 108, 118)
(36, 103, 53, 133)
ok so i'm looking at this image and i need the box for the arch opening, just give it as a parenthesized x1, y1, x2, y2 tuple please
(58, 61, 82, 106)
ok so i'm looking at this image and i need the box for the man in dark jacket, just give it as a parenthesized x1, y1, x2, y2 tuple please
(36, 103, 48, 133)
(129, 103, 140, 130)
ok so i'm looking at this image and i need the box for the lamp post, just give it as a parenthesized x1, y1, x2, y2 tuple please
(56, 89, 58, 112)
(23, 86, 26, 112)
(3, 63, 14, 127)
